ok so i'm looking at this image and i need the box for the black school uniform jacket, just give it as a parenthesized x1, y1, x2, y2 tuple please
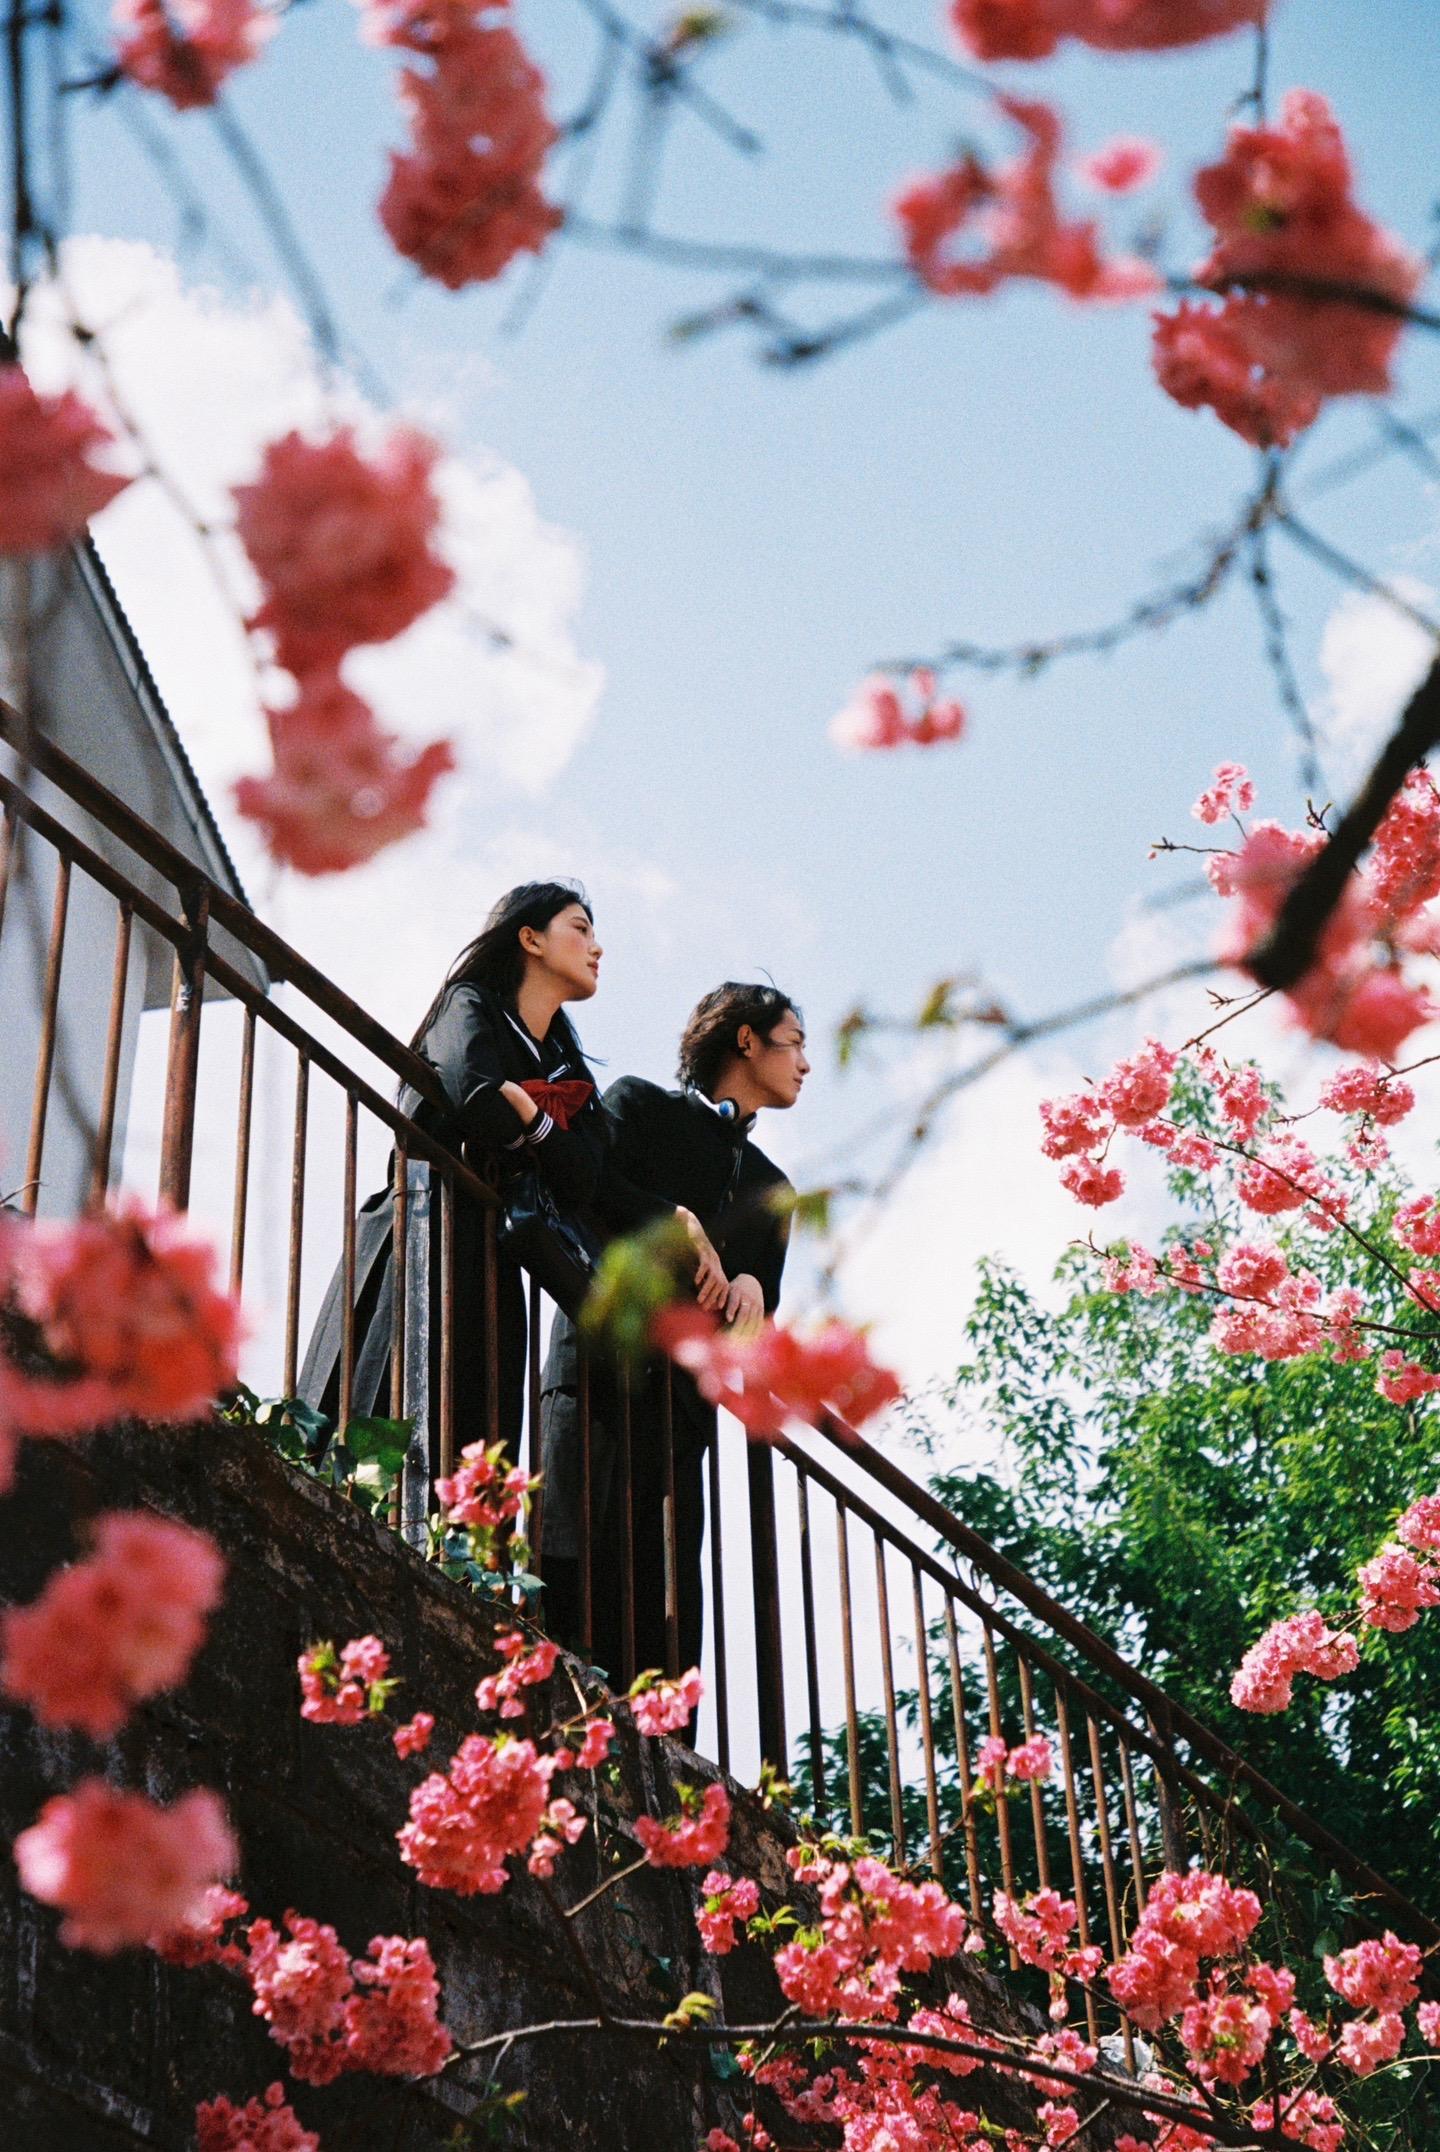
(539, 1077, 794, 1559)
(298, 984, 635, 1455)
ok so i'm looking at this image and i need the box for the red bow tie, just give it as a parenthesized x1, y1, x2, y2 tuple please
(518, 1078, 594, 1130)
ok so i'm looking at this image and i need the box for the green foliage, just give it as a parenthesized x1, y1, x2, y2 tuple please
(222, 1385, 412, 1518)
(921, 1123, 1440, 1910)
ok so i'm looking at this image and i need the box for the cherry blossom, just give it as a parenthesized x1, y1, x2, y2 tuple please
(343, 1934, 453, 2076)
(1374, 1352, 1440, 1406)
(696, 1869, 761, 1955)
(298, 1635, 394, 1725)
(630, 1665, 704, 1736)
(152, 1883, 249, 1969)
(655, 1310, 901, 1439)
(398, 1732, 557, 1893)
(196, 2084, 318, 2152)
(635, 1781, 731, 1868)
(1107, 1869, 1260, 2030)
(245, 1912, 354, 2085)
(475, 1628, 559, 1718)
(1101, 1038, 1177, 1127)
(1324, 1931, 1422, 2013)
(1, 1508, 225, 1738)
(1076, 136, 1162, 194)
(1358, 1541, 1440, 1631)
(0, 367, 132, 553)
(1192, 761, 1256, 826)
(949, 0, 1263, 67)
(14, 1779, 237, 1953)
(1395, 1492, 1440, 1553)
(234, 425, 454, 674)
(243, 1914, 452, 2084)
(1395, 1193, 1440, 1257)
(1154, 90, 1423, 447)
(235, 675, 456, 877)
(1039, 1090, 1111, 1160)
(7, 1196, 242, 1433)
(896, 97, 1160, 305)
(526, 1795, 587, 1878)
(1319, 1067, 1415, 1124)
(393, 1711, 435, 1757)
(1335, 2010, 1405, 2076)
(1059, 1155, 1125, 1207)
(829, 669, 966, 753)
(369, 0, 561, 289)
(994, 1887, 1101, 1986)
(433, 1438, 533, 1530)
(114, 0, 274, 109)
(1230, 1610, 1358, 1714)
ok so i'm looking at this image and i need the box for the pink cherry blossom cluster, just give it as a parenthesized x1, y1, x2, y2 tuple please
(894, 95, 1160, 305)
(474, 1626, 559, 1718)
(393, 1709, 435, 1757)
(1232, 1491, 1440, 1716)
(635, 1780, 732, 1869)
(232, 427, 457, 875)
(1229, 1610, 1359, 1714)
(949, 0, 1263, 64)
(695, 1869, 761, 1955)
(773, 1843, 968, 2019)
(553, 1713, 615, 1771)
(244, 1911, 452, 2082)
(1, 1508, 225, 1738)
(398, 1731, 565, 1893)
(1106, 1869, 1261, 2033)
(829, 669, 966, 754)
(976, 1729, 1054, 1792)
(434, 1437, 534, 1534)
(994, 1886, 1104, 1996)
(1191, 760, 1256, 826)
(114, 0, 273, 109)
(654, 1308, 901, 1440)
(298, 1634, 395, 1724)
(14, 1778, 239, 1953)
(1, 1197, 244, 1474)
(1204, 765, 1440, 1058)
(1077, 136, 1162, 195)
(1037, 1035, 1178, 1209)
(1153, 90, 1422, 448)
(755, 1993, 988, 2146)
(196, 2083, 318, 2152)
(364, 0, 560, 290)
(629, 1664, 704, 1737)
(0, 365, 132, 554)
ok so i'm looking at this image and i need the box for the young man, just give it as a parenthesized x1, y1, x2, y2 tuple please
(540, 983, 809, 1704)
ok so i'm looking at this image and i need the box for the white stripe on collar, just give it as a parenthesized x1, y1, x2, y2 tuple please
(502, 1010, 545, 1064)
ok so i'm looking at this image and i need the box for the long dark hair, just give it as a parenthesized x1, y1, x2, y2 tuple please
(677, 982, 801, 1095)
(409, 880, 594, 1059)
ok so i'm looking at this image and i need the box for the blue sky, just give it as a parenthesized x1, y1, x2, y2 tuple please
(49, 0, 1440, 1377)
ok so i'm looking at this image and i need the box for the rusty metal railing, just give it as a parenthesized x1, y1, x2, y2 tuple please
(3, 706, 1436, 2039)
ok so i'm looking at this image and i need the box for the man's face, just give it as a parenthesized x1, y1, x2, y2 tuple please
(746, 1010, 809, 1109)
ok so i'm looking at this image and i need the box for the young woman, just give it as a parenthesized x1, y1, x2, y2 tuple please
(540, 982, 809, 1703)
(298, 881, 725, 1468)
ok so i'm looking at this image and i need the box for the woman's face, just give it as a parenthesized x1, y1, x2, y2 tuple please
(524, 903, 603, 1002)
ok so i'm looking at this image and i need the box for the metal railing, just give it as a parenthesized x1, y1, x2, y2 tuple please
(3, 707, 1437, 2053)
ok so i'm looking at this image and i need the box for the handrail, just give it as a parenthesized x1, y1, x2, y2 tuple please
(815, 1409, 1440, 1944)
(0, 704, 456, 1122)
(0, 761, 500, 1214)
(5, 703, 1435, 1979)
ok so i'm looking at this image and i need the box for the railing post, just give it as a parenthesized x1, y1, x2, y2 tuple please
(401, 1158, 433, 1548)
(158, 877, 208, 1211)
(747, 1441, 787, 1775)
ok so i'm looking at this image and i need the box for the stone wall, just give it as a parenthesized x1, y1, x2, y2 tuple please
(0, 1419, 1096, 2150)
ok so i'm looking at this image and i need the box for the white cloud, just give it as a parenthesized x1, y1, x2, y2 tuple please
(20, 235, 603, 869)
(1316, 582, 1436, 800)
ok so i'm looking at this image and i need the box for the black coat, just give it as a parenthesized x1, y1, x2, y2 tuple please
(298, 984, 616, 1464)
(540, 1078, 793, 1681)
